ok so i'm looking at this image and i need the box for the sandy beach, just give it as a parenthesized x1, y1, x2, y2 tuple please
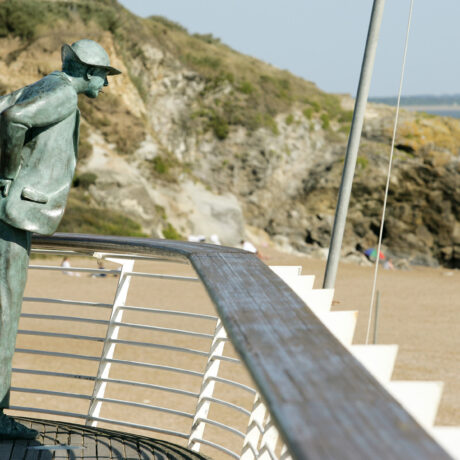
(8, 246, 460, 457)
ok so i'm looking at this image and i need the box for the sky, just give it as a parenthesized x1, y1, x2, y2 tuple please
(118, 0, 460, 98)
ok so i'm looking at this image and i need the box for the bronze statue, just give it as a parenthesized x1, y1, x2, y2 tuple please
(0, 39, 121, 439)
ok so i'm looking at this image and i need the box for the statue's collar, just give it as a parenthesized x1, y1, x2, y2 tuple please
(49, 71, 72, 84)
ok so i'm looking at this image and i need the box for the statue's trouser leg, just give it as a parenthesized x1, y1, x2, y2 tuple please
(0, 221, 30, 409)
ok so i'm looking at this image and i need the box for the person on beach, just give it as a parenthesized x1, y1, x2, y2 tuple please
(0, 39, 120, 439)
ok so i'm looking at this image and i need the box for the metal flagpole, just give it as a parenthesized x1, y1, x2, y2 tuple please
(323, 0, 386, 289)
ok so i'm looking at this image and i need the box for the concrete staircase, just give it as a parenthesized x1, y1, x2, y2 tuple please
(269, 265, 460, 459)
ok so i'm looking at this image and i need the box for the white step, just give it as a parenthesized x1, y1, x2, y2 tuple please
(431, 426, 460, 459)
(316, 311, 358, 345)
(269, 265, 302, 281)
(348, 345, 398, 383)
(284, 274, 315, 293)
(385, 381, 444, 428)
(301, 288, 334, 314)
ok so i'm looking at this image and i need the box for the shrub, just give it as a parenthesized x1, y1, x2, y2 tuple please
(58, 194, 146, 237)
(193, 33, 221, 45)
(185, 53, 222, 70)
(0, 1, 45, 40)
(303, 108, 313, 120)
(209, 114, 229, 140)
(320, 113, 330, 130)
(149, 15, 187, 32)
(285, 114, 294, 125)
(72, 172, 97, 190)
(339, 110, 354, 123)
(356, 156, 368, 169)
(238, 80, 254, 95)
(152, 156, 169, 174)
(163, 223, 182, 240)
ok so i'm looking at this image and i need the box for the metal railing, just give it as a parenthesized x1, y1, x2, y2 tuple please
(8, 233, 451, 460)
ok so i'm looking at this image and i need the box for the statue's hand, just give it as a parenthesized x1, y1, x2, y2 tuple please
(0, 179, 12, 197)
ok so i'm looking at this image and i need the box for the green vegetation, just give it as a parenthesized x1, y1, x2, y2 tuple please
(152, 156, 169, 174)
(72, 172, 97, 190)
(320, 113, 330, 130)
(338, 110, 354, 123)
(302, 107, 313, 119)
(209, 113, 229, 140)
(148, 15, 187, 33)
(162, 223, 182, 240)
(0, 0, 121, 41)
(149, 153, 181, 181)
(285, 114, 294, 125)
(155, 204, 167, 220)
(193, 33, 221, 45)
(58, 190, 146, 237)
(356, 156, 368, 169)
(0, 0, 356, 147)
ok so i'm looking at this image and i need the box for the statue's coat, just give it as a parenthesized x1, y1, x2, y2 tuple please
(0, 71, 80, 234)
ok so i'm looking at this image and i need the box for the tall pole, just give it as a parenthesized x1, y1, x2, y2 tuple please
(323, 0, 386, 289)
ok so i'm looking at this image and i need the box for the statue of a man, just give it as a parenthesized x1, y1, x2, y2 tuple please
(0, 39, 121, 439)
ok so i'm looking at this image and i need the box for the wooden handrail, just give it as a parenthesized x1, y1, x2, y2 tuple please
(31, 233, 451, 460)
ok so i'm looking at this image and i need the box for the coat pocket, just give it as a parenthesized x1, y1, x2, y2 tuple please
(21, 187, 48, 204)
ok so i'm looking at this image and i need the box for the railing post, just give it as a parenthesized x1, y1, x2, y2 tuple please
(241, 393, 267, 459)
(86, 257, 135, 426)
(259, 414, 280, 460)
(280, 445, 293, 460)
(188, 319, 227, 451)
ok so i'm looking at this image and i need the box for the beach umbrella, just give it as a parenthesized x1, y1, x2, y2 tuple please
(364, 248, 385, 260)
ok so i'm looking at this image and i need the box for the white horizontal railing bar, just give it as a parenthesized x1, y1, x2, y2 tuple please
(101, 378, 199, 398)
(23, 297, 113, 309)
(10, 387, 91, 400)
(195, 417, 245, 439)
(12, 368, 96, 381)
(95, 397, 194, 419)
(18, 330, 104, 343)
(21, 313, 109, 326)
(201, 396, 251, 417)
(208, 376, 257, 395)
(30, 249, 82, 256)
(119, 305, 217, 321)
(29, 265, 120, 275)
(9, 406, 87, 420)
(12, 370, 200, 401)
(15, 348, 100, 362)
(106, 358, 204, 378)
(108, 339, 209, 357)
(210, 355, 240, 364)
(124, 271, 200, 282)
(92, 252, 190, 264)
(88, 416, 189, 439)
(188, 438, 239, 460)
(110, 321, 214, 339)
(19, 314, 213, 340)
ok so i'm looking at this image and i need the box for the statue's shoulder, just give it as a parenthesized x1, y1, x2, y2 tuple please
(18, 72, 78, 109)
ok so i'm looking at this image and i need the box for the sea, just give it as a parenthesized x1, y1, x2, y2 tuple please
(404, 107, 460, 119)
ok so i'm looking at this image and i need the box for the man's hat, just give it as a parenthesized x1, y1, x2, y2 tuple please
(61, 39, 121, 76)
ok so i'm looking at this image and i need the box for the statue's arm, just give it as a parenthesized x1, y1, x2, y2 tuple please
(0, 86, 77, 192)
(0, 87, 27, 114)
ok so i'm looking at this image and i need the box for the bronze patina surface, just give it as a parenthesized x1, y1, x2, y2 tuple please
(0, 39, 120, 439)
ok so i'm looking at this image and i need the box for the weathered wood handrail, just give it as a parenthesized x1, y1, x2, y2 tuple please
(31, 233, 450, 460)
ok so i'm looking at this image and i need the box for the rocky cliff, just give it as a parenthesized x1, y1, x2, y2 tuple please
(0, 0, 458, 267)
